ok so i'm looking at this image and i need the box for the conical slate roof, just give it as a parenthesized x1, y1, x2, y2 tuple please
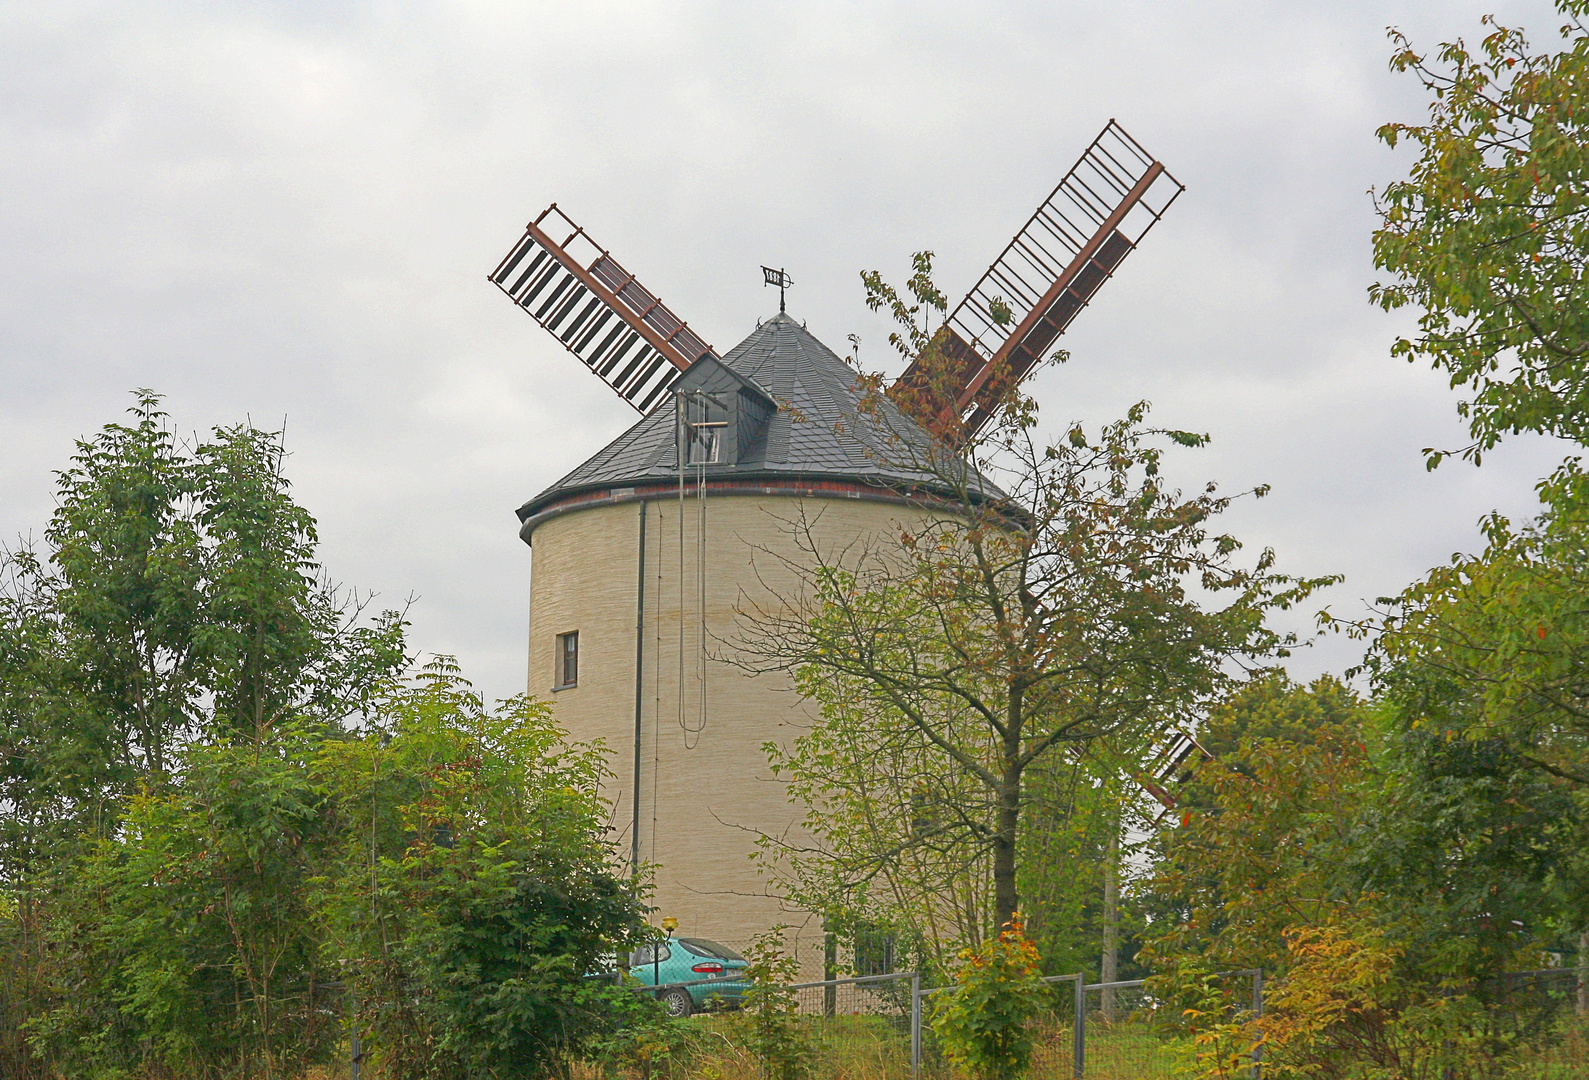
(516, 313, 996, 528)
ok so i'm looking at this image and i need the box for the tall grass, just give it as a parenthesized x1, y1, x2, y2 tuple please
(570, 1013, 1186, 1080)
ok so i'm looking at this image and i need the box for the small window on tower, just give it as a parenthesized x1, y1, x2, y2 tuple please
(556, 631, 579, 689)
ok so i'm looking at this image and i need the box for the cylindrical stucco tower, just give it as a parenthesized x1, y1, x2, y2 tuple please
(516, 313, 954, 955)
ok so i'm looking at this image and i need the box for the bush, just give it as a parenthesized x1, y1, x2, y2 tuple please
(317, 662, 653, 1080)
(585, 985, 701, 1078)
(930, 916, 1048, 1080)
(1176, 921, 1566, 1080)
(737, 928, 813, 1080)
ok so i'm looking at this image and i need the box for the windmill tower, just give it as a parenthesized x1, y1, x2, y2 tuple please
(491, 121, 1187, 964)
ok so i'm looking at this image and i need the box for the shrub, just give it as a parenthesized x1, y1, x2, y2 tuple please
(737, 928, 813, 1080)
(586, 984, 701, 1078)
(931, 916, 1048, 1080)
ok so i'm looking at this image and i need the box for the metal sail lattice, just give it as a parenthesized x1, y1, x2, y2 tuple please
(896, 120, 1184, 435)
(490, 205, 716, 413)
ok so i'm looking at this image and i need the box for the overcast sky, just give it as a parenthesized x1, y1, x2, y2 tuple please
(1, 0, 1575, 706)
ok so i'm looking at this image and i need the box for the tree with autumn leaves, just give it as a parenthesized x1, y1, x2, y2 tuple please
(1366, 0, 1589, 973)
(735, 253, 1332, 973)
(1140, 6, 1589, 1074)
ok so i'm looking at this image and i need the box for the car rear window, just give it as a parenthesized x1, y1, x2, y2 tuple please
(678, 938, 745, 962)
(628, 944, 671, 967)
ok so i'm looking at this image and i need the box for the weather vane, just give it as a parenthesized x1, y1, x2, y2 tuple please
(761, 266, 793, 313)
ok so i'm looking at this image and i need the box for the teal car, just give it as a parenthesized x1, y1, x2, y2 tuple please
(629, 937, 751, 1017)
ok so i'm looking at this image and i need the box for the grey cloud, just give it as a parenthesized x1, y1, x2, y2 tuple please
(0, 0, 1569, 703)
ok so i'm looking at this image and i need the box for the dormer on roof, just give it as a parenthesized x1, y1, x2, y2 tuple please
(672, 354, 777, 469)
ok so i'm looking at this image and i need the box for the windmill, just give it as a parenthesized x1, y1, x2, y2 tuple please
(490, 120, 1206, 811)
(496, 121, 1206, 957)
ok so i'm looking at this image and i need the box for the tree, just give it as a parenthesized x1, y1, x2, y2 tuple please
(1, 391, 408, 850)
(1016, 750, 1137, 981)
(24, 661, 655, 1080)
(25, 723, 343, 1080)
(0, 392, 409, 1080)
(738, 260, 1331, 938)
(1370, 0, 1589, 1018)
(1352, 475, 1589, 964)
(316, 659, 652, 1080)
(1144, 719, 1373, 982)
(1364, 475, 1589, 793)
(1373, 1, 1589, 464)
(1145, 708, 1581, 1080)
(44, 390, 207, 777)
(1194, 671, 1363, 763)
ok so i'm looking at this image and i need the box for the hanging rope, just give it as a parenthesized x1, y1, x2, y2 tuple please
(689, 448, 708, 749)
(676, 390, 710, 749)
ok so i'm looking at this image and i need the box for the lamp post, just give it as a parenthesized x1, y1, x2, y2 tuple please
(654, 916, 677, 994)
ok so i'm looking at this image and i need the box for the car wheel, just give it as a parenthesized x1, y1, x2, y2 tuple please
(661, 987, 693, 1018)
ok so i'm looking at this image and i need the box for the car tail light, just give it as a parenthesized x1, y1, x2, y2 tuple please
(691, 962, 724, 975)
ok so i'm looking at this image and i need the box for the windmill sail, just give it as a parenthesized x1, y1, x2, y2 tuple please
(1133, 727, 1206, 810)
(490, 205, 716, 413)
(1086, 723, 1209, 812)
(895, 120, 1183, 435)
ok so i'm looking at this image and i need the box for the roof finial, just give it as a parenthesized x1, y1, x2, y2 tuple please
(761, 266, 792, 314)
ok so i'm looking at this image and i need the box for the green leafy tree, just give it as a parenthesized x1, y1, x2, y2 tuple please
(1369, 0, 1589, 1021)
(1364, 476, 1589, 792)
(0, 391, 408, 1080)
(1195, 672, 1363, 763)
(2, 391, 407, 849)
(741, 404, 1328, 943)
(26, 723, 342, 1080)
(1144, 721, 1373, 981)
(44, 390, 207, 777)
(1373, 1, 1589, 464)
(1352, 476, 1589, 961)
(316, 659, 651, 1080)
(741, 256, 1330, 963)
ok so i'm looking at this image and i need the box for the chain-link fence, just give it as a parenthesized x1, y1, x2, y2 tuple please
(789, 972, 917, 1076)
(1072, 978, 1178, 1080)
(1489, 967, 1583, 1037)
(1477, 968, 1589, 1077)
(596, 961, 1589, 1079)
(907, 970, 1262, 1080)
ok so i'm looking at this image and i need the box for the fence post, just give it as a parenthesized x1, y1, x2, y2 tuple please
(823, 930, 837, 1017)
(1579, 929, 1588, 1017)
(1073, 972, 1086, 1079)
(349, 991, 361, 1080)
(1251, 968, 1264, 1080)
(910, 972, 922, 1080)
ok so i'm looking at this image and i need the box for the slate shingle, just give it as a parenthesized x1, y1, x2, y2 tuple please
(517, 313, 999, 522)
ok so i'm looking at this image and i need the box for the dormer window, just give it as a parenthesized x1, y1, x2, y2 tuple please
(669, 357, 775, 470)
(681, 391, 729, 466)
